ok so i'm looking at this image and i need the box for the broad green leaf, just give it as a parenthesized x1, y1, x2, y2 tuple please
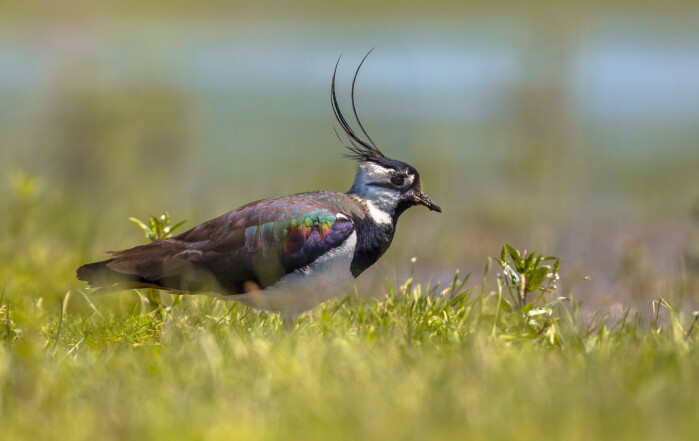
(523, 252, 535, 273)
(553, 258, 561, 274)
(526, 267, 548, 292)
(505, 243, 524, 272)
(129, 217, 149, 233)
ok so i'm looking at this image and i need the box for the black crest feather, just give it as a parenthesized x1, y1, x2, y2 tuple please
(331, 49, 385, 161)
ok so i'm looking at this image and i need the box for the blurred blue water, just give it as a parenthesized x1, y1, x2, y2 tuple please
(1, 19, 697, 128)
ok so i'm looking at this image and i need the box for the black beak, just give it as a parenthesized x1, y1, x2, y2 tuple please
(414, 191, 442, 213)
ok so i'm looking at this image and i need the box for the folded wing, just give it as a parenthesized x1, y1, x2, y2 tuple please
(77, 193, 355, 295)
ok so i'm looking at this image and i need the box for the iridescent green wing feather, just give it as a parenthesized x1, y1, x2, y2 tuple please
(95, 192, 355, 294)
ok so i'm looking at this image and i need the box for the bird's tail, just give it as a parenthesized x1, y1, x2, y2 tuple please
(76, 259, 138, 293)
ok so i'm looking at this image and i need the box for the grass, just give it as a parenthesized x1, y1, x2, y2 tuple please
(1, 249, 698, 441)
(1, 176, 697, 441)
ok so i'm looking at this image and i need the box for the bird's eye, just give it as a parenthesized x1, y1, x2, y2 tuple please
(390, 176, 405, 186)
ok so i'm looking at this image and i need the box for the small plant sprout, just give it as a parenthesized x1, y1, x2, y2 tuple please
(129, 211, 187, 242)
(496, 243, 561, 309)
(495, 244, 567, 341)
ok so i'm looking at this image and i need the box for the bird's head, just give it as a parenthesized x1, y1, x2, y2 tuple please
(348, 156, 441, 220)
(332, 53, 441, 222)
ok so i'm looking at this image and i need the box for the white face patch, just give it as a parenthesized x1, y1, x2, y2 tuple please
(353, 180, 398, 224)
(349, 161, 414, 225)
(361, 162, 414, 188)
(351, 162, 392, 191)
(352, 162, 412, 192)
(365, 200, 393, 225)
(362, 162, 393, 180)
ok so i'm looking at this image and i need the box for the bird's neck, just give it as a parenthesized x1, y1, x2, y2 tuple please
(348, 182, 398, 227)
(346, 187, 398, 278)
(348, 210, 396, 278)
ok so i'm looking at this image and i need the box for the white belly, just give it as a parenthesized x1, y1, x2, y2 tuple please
(226, 232, 357, 318)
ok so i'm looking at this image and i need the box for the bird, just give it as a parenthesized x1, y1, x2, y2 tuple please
(76, 53, 442, 325)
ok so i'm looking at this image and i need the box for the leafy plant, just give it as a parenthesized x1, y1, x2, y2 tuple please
(497, 243, 560, 308)
(493, 243, 567, 343)
(129, 211, 186, 242)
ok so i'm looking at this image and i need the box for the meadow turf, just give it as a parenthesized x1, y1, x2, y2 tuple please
(1, 259, 697, 441)
(1, 174, 697, 441)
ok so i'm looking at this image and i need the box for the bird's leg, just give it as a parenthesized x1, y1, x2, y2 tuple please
(281, 311, 298, 331)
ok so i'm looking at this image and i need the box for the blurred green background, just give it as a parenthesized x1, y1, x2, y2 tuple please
(1, 1, 697, 313)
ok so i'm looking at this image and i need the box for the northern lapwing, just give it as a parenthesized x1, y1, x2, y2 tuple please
(76, 54, 442, 324)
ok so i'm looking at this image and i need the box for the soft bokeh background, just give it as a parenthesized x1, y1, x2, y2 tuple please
(1, 1, 698, 313)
